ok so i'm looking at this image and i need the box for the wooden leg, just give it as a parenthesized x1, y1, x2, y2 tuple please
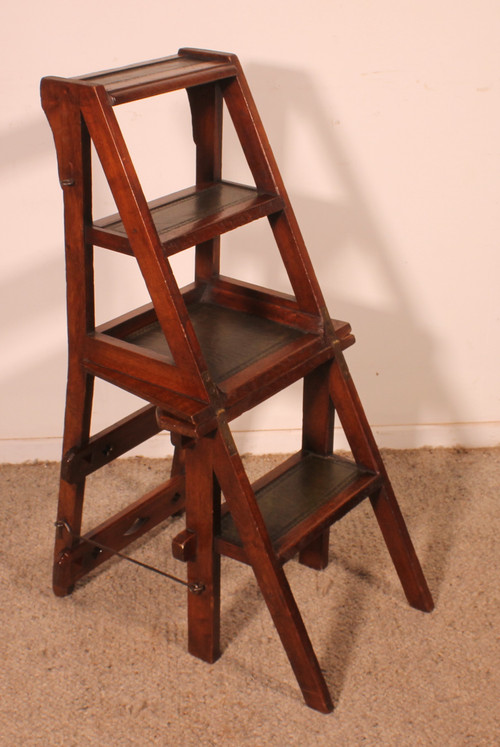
(298, 532, 330, 571)
(329, 355, 434, 612)
(169, 433, 186, 518)
(213, 420, 333, 713)
(369, 485, 434, 612)
(299, 362, 334, 570)
(170, 433, 186, 479)
(53, 367, 94, 596)
(185, 437, 221, 663)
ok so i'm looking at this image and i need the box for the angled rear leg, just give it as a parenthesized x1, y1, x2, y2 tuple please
(329, 353, 434, 612)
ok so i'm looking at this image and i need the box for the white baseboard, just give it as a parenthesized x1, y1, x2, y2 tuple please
(1, 421, 499, 463)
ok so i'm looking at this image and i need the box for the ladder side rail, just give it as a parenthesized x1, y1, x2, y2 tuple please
(41, 78, 96, 593)
(41, 79, 95, 361)
(219, 58, 330, 319)
(78, 83, 212, 401)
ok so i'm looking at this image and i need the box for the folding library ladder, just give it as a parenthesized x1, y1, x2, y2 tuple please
(41, 48, 433, 713)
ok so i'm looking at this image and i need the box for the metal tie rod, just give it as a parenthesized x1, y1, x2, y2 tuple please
(55, 519, 205, 594)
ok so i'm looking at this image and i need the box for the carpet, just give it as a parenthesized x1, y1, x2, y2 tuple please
(1, 448, 498, 746)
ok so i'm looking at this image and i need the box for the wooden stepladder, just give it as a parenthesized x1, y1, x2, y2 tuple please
(41, 49, 433, 713)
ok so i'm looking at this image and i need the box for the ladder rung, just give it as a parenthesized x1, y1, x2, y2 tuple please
(88, 181, 284, 256)
(61, 404, 160, 483)
(216, 452, 381, 563)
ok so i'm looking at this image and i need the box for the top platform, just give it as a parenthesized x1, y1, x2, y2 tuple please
(72, 49, 238, 104)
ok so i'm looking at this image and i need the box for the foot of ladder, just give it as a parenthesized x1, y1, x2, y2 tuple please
(213, 422, 333, 713)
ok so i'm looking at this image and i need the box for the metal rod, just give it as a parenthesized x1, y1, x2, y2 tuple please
(54, 520, 205, 594)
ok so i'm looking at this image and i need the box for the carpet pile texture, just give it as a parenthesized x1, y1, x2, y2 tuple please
(1, 448, 498, 745)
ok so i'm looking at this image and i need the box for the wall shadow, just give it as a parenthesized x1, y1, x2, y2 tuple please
(230, 62, 469, 614)
(238, 61, 464, 445)
(0, 255, 64, 333)
(0, 115, 53, 172)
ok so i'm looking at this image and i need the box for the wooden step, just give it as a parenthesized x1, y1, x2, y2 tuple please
(77, 50, 237, 104)
(88, 181, 284, 256)
(93, 291, 355, 435)
(124, 301, 306, 381)
(216, 452, 381, 564)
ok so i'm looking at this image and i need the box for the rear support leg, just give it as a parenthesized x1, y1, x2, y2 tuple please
(299, 362, 334, 570)
(185, 436, 221, 663)
(329, 354, 434, 612)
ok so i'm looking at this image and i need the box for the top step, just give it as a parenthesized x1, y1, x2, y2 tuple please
(74, 49, 238, 104)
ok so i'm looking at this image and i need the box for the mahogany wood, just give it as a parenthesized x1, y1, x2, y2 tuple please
(215, 451, 381, 564)
(41, 48, 433, 712)
(185, 437, 221, 663)
(61, 404, 159, 483)
(79, 53, 238, 105)
(89, 182, 284, 257)
(187, 81, 222, 283)
(171, 528, 196, 562)
(56, 474, 184, 589)
(299, 361, 335, 569)
(212, 423, 333, 713)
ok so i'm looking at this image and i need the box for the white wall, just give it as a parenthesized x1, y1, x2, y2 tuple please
(1, 1, 499, 461)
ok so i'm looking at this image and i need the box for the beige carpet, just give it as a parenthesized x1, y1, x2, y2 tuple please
(1, 448, 499, 746)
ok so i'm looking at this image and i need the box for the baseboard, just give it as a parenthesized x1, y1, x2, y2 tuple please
(1, 421, 498, 463)
(235, 421, 500, 452)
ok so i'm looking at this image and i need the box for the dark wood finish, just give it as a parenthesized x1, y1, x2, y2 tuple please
(171, 528, 196, 562)
(185, 438, 221, 663)
(89, 182, 284, 257)
(328, 356, 434, 612)
(187, 81, 222, 283)
(216, 452, 380, 564)
(41, 79, 96, 597)
(299, 360, 335, 569)
(212, 422, 333, 713)
(41, 48, 433, 712)
(61, 404, 160, 483)
(77, 53, 238, 105)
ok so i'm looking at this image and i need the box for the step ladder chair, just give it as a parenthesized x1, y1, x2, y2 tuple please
(41, 48, 433, 713)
